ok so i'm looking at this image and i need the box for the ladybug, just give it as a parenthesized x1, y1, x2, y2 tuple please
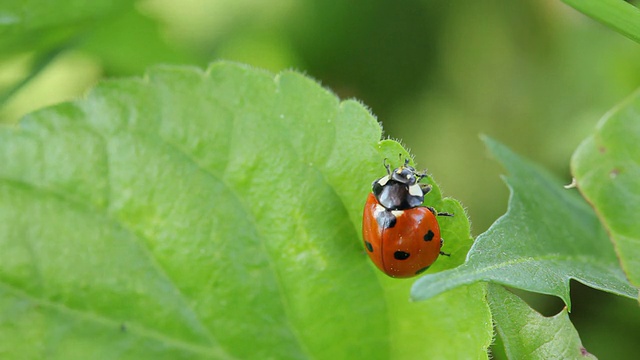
(362, 159, 452, 278)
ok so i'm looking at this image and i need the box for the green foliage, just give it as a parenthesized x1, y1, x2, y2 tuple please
(562, 0, 640, 44)
(488, 284, 597, 360)
(2, 0, 640, 357)
(77, 8, 196, 76)
(0, 0, 128, 52)
(0, 62, 491, 359)
(0, 0, 127, 101)
(412, 136, 638, 308)
(572, 89, 640, 290)
(0, 0, 187, 107)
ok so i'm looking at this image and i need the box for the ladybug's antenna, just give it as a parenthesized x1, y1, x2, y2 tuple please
(383, 158, 391, 175)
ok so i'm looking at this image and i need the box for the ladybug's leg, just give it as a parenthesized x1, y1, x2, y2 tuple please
(439, 238, 451, 256)
(426, 206, 454, 217)
(420, 183, 432, 195)
(416, 169, 428, 182)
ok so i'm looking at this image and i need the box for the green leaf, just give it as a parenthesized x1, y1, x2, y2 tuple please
(561, 0, 640, 45)
(371, 142, 491, 359)
(488, 284, 597, 360)
(411, 136, 638, 308)
(0, 62, 491, 359)
(571, 89, 640, 289)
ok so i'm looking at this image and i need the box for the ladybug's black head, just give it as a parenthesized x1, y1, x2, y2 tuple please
(390, 164, 420, 186)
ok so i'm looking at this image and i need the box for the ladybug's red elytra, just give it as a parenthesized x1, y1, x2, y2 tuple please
(362, 159, 452, 278)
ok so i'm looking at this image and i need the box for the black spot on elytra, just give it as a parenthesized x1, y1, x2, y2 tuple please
(364, 241, 373, 252)
(394, 251, 410, 260)
(415, 266, 430, 275)
(423, 230, 434, 241)
(375, 210, 397, 228)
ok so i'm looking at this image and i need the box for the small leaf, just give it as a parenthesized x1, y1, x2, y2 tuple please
(411, 137, 638, 308)
(561, 0, 640, 45)
(0, 62, 492, 358)
(488, 284, 597, 360)
(369, 145, 491, 358)
(572, 89, 640, 289)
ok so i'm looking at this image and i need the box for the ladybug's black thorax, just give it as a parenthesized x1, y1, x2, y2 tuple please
(372, 180, 424, 210)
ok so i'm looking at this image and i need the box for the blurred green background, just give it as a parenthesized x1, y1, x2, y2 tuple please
(2, 0, 639, 357)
